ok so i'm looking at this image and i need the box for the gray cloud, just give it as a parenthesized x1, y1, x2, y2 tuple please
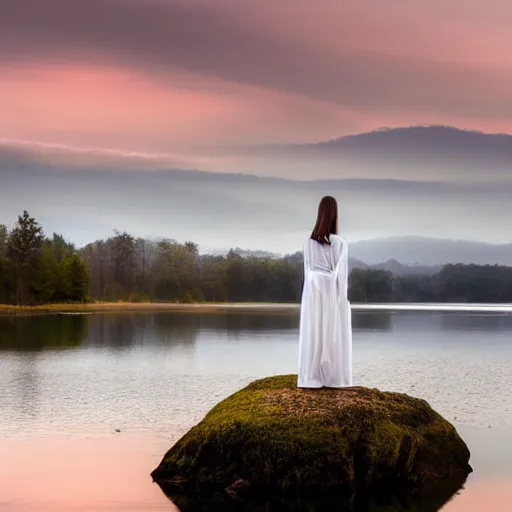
(1, 0, 512, 119)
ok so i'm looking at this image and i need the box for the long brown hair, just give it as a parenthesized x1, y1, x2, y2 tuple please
(310, 196, 338, 245)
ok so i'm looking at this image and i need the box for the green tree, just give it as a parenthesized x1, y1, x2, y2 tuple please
(348, 268, 394, 302)
(151, 239, 202, 302)
(134, 237, 156, 297)
(0, 224, 8, 258)
(436, 264, 512, 303)
(30, 238, 60, 303)
(110, 230, 136, 299)
(51, 233, 75, 263)
(0, 225, 14, 303)
(0, 225, 12, 302)
(61, 253, 89, 302)
(81, 240, 109, 299)
(7, 211, 44, 305)
(366, 269, 394, 302)
(225, 249, 247, 302)
(199, 255, 228, 302)
(393, 275, 435, 302)
(348, 268, 368, 302)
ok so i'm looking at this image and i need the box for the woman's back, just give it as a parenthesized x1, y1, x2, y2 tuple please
(303, 235, 349, 299)
(304, 233, 343, 269)
(298, 215, 352, 388)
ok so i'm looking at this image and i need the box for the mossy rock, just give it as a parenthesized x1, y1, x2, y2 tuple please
(152, 375, 471, 507)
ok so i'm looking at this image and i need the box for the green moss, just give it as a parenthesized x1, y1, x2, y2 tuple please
(152, 375, 471, 503)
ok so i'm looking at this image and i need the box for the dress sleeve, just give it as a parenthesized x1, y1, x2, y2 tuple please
(342, 240, 349, 299)
(303, 240, 311, 273)
(334, 238, 349, 299)
(301, 241, 309, 295)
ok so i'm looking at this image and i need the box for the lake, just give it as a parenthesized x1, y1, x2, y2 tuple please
(0, 308, 511, 511)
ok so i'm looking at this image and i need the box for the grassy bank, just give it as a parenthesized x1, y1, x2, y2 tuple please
(0, 301, 300, 315)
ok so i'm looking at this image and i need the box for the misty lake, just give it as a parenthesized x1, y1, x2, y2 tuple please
(1, 308, 511, 511)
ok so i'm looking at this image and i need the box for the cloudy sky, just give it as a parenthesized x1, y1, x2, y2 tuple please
(1, 0, 511, 251)
(2, 0, 512, 157)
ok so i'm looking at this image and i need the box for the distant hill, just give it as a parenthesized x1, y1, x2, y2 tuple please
(204, 236, 512, 269)
(299, 126, 512, 155)
(208, 244, 487, 275)
(350, 236, 512, 266)
(350, 258, 442, 276)
(255, 125, 512, 182)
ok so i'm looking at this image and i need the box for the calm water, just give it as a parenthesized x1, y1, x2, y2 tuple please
(0, 309, 511, 511)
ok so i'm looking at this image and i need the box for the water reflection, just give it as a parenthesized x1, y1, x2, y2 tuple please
(3, 310, 512, 353)
(152, 313, 201, 347)
(84, 314, 152, 348)
(0, 310, 511, 510)
(1, 310, 511, 436)
(161, 476, 466, 512)
(13, 352, 41, 420)
(85, 314, 143, 348)
(0, 314, 88, 350)
(194, 310, 393, 333)
(352, 311, 392, 331)
(191, 312, 300, 340)
(82, 313, 202, 348)
(440, 311, 512, 332)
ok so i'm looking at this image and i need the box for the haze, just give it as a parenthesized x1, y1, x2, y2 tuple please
(1, 0, 511, 252)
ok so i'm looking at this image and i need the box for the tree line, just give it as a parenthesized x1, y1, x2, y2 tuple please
(1, 211, 511, 306)
(0, 212, 88, 305)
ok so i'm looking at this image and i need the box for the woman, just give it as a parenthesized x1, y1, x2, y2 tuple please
(298, 196, 353, 388)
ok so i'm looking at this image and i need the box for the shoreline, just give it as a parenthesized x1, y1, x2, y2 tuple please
(1, 301, 512, 315)
(0, 302, 300, 315)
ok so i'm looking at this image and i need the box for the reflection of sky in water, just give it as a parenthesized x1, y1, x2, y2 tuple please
(0, 311, 511, 511)
(1, 434, 509, 512)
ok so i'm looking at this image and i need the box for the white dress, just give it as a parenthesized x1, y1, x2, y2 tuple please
(298, 235, 353, 388)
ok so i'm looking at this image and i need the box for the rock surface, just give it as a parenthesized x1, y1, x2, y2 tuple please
(151, 375, 471, 505)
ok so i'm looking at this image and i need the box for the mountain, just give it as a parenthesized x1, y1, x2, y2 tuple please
(250, 125, 512, 182)
(351, 258, 442, 276)
(350, 236, 512, 266)
(296, 126, 512, 155)
(348, 257, 438, 276)
(211, 240, 506, 271)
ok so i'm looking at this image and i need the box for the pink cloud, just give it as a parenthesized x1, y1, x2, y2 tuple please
(0, 64, 371, 152)
(0, 0, 511, 154)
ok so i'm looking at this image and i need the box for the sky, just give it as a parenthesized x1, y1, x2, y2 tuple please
(1, 0, 512, 158)
(1, 0, 511, 251)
